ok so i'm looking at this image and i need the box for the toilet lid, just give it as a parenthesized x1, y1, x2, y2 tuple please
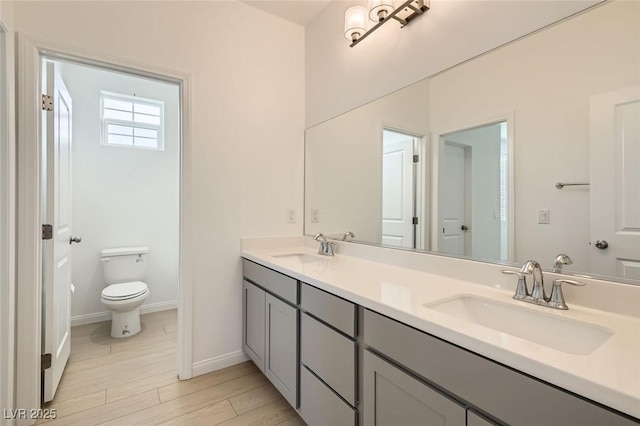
(102, 281, 148, 300)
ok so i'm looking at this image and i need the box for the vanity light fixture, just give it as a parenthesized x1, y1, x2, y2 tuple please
(344, 6, 368, 44)
(345, 0, 430, 47)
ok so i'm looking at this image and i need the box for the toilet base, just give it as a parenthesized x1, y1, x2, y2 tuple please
(110, 306, 142, 338)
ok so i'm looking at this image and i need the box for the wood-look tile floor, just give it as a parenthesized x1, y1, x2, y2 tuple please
(40, 309, 305, 426)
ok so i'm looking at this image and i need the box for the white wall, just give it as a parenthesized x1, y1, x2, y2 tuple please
(0, 0, 16, 420)
(305, 78, 429, 243)
(305, 0, 599, 127)
(13, 0, 304, 371)
(429, 0, 640, 272)
(58, 62, 180, 322)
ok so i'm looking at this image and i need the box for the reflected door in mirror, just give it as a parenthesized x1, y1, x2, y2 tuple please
(382, 129, 421, 249)
(590, 86, 640, 280)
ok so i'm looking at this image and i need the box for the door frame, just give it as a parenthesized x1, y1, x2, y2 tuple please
(16, 35, 194, 416)
(0, 20, 16, 424)
(432, 113, 515, 261)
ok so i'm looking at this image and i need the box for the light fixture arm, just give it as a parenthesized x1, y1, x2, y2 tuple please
(350, 0, 430, 48)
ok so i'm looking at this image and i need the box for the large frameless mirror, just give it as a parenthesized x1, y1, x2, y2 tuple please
(305, 1, 640, 284)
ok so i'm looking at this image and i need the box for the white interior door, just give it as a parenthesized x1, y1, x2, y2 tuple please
(440, 142, 469, 256)
(382, 138, 415, 248)
(590, 86, 640, 279)
(43, 62, 73, 402)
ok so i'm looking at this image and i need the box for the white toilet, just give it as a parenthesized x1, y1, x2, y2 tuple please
(100, 246, 150, 338)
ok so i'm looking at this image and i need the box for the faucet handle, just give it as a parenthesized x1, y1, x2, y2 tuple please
(501, 269, 525, 277)
(549, 279, 586, 310)
(553, 279, 586, 287)
(502, 270, 530, 300)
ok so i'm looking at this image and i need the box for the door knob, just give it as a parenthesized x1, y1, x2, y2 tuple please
(461, 225, 469, 231)
(594, 240, 608, 249)
(69, 236, 82, 244)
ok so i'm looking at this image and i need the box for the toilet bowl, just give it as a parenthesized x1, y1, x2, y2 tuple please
(100, 247, 150, 338)
(101, 281, 149, 337)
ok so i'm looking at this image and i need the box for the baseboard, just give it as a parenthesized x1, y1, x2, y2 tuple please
(191, 350, 249, 377)
(71, 300, 179, 327)
(140, 300, 178, 315)
(71, 311, 111, 327)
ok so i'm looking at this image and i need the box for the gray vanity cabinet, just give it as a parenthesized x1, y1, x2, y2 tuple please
(242, 260, 299, 409)
(363, 350, 465, 426)
(364, 309, 639, 426)
(242, 259, 639, 425)
(242, 280, 265, 370)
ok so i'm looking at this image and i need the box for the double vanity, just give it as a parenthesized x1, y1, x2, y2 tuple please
(241, 237, 640, 426)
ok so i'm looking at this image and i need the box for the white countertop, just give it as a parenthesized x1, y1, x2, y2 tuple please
(242, 245, 640, 419)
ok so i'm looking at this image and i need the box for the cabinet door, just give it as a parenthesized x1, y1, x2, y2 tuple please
(242, 280, 265, 371)
(265, 293, 298, 408)
(363, 350, 465, 426)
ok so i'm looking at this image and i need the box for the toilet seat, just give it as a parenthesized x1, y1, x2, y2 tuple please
(102, 281, 148, 301)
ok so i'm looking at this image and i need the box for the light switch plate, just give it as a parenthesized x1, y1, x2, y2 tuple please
(287, 209, 296, 224)
(537, 209, 550, 224)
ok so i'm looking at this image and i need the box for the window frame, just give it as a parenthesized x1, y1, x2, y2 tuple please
(100, 91, 165, 151)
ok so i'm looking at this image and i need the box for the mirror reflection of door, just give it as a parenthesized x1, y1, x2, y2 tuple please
(438, 121, 509, 262)
(441, 142, 470, 256)
(590, 86, 640, 279)
(382, 129, 421, 249)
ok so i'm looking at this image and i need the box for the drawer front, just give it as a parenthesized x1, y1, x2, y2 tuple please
(301, 313, 356, 405)
(300, 366, 356, 426)
(364, 309, 638, 426)
(243, 259, 297, 304)
(301, 283, 356, 336)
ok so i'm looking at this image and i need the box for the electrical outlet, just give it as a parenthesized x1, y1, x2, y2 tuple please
(537, 209, 550, 224)
(287, 209, 296, 224)
(311, 209, 320, 223)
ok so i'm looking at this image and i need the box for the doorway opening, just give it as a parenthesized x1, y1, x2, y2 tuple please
(438, 121, 511, 262)
(381, 128, 424, 250)
(40, 58, 181, 403)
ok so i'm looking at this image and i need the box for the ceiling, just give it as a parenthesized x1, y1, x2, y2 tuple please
(239, 0, 333, 27)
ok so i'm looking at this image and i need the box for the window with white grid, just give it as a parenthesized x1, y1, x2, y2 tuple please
(100, 91, 164, 150)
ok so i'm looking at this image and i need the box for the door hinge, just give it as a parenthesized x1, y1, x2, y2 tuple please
(412, 217, 419, 225)
(41, 353, 52, 370)
(413, 154, 419, 163)
(42, 224, 53, 240)
(42, 94, 53, 111)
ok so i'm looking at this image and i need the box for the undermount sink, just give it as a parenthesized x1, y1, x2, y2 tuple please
(271, 253, 326, 264)
(425, 295, 613, 355)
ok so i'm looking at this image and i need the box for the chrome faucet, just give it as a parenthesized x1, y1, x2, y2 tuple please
(314, 233, 335, 256)
(521, 260, 546, 303)
(502, 260, 585, 310)
(552, 254, 573, 273)
(342, 231, 356, 241)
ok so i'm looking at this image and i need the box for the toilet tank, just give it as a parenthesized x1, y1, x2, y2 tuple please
(101, 246, 149, 284)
